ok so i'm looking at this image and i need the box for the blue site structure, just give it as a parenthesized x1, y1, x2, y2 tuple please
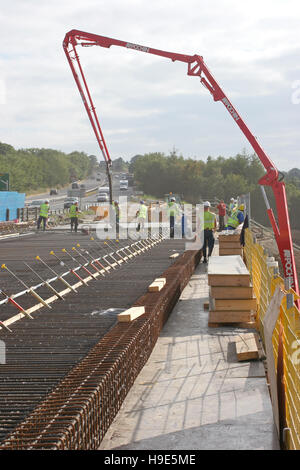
(0, 192, 25, 222)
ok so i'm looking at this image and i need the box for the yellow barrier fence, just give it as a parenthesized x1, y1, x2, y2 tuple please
(244, 228, 300, 450)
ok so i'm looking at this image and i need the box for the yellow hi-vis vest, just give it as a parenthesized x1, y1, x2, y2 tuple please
(39, 203, 49, 217)
(226, 209, 239, 228)
(167, 202, 179, 217)
(138, 204, 147, 219)
(69, 204, 78, 218)
(204, 210, 215, 229)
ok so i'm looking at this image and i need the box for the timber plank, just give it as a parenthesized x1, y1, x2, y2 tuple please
(210, 286, 254, 299)
(234, 333, 260, 361)
(218, 233, 241, 242)
(219, 242, 242, 249)
(118, 306, 145, 322)
(219, 248, 243, 256)
(208, 274, 250, 287)
(214, 298, 257, 311)
(208, 320, 256, 329)
(148, 278, 166, 292)
(208, 310, 253, 323)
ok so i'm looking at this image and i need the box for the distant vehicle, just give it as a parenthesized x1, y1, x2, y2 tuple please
(71, 182, 79, 189)
(50, 189, 58, 195)
(97, 192, 109, 202)
(27, 199, 45, 208)
(99, 186, 110, 194)
(120, 180, 128, 191)
(64, 197, 79, 209)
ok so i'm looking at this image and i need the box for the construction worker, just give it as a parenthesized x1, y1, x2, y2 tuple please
(136, 200, 148, 233)
(202, 201, 217, 263)
(228, 198, 236, 215)
(69, 201, 80, 233)
(217, 199, 226, 231)
(225, 204, 245, 230)
(112, 200, 120, 235)
(37, 200, 49, 231)
(167, 197, 179, 238)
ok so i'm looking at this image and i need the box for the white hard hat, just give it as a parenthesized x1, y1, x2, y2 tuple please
(204, 201, 211, 207)
(170, 197, 176, 202)
(230, 198, 234, 201)
(45, 199, 49, 203)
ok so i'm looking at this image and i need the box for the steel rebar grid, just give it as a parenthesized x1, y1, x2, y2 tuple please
(0, 248, 200, 450)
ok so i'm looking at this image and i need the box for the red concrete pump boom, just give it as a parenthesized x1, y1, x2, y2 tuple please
(63, 29, 299, 298)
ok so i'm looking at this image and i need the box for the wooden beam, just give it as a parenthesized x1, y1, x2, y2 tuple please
(219, 248, 243, 256)
(148, 282, 164, 292)
(219, 242, 242, 249)
(218, 233, 241, 242)
(148, 277, 166, 292)
(208, 274, 250, 287)
(234, 333, 260, 361)
(209, 310, 253, 323)
(117, 306, 145, 322)
(214, 298, 257, 311)
(208, 320, 256, 329)
(210, 286, 254, 299)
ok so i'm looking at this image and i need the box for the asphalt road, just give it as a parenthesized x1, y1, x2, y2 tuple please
(25, 173, 135, 211)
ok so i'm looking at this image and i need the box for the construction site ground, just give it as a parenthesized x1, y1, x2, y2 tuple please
(99, 239, 279, 451)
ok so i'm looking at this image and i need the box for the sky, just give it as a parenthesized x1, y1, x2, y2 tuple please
(0, 0, 300, 170)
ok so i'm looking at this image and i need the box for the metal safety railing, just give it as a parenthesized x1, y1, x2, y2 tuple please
(244, 228, 300, 450)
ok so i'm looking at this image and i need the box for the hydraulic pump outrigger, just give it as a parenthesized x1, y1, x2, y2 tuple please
(63, 30, 299, 299)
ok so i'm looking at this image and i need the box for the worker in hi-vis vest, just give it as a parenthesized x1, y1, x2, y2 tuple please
(202, 201, 217, 264)
(37, 200, 49, 231)
(225, 204, 244, 230)
(69, 201, 80, 233)
(167, 197, 180, 238)
(228, 197, 236, 215)
(136, 200, 148, 233)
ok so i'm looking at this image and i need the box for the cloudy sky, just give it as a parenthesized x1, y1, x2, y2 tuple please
(1, 0, 300, 170)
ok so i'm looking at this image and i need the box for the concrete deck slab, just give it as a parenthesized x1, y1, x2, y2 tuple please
(99, 256, 279, 450)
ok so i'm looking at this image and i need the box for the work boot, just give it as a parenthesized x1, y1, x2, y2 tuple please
(203, 258, 207, 264)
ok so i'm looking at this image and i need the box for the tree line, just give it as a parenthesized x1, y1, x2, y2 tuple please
(129, 151, 300, 230)
(1, 141, 299, 229)
(0, 142, 97, 193)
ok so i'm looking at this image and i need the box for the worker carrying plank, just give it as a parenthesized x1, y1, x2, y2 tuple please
(202, 201, 216, 264)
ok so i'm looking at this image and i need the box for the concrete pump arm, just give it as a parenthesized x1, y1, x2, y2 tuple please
(63, 30, 299, 296)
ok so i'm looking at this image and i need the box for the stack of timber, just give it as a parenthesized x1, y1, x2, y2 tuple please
(208, 255, 257, 327)
(218, 230, 243, 256)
